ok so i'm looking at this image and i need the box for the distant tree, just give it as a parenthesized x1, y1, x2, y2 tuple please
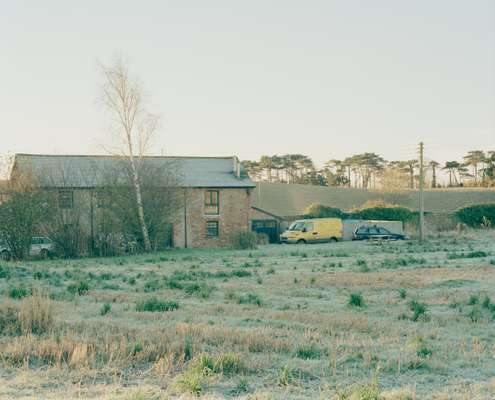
(428, 160, 440, 188)
(323, 159, 349, 187)
(443, 161, 460, 187)
(463, 150, 485, 186)
(242, 160, 262, 181)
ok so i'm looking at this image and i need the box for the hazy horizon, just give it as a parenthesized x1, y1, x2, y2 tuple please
(2, 0, 494, 167)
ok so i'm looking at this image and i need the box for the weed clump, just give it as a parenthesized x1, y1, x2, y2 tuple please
(8, 286, 29, 299)
(136, 297, 179, 312)
(410, 300, 428, 322)
(184, 282, 215, 299)
(348, 292, 364, 308)
(67, 281, 90, 296)
(100, 303, 111, 316)
(226, 291, 262, 306)
(296, 344, 324, 359)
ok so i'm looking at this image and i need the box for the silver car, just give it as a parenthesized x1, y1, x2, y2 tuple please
(0, 237, 54, 260)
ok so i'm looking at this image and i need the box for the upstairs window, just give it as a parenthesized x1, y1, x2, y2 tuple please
(206, 221, 219, 237)
(204, 190, 219, 215)
(58, 190, 74, 209)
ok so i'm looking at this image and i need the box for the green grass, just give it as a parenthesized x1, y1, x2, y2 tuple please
(0, 231, 495, 399)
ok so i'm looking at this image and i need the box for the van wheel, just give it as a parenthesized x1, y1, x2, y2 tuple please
(297, 239, 306, 245)
(329, 237, 339, 243)
(40, 249, 49, 259)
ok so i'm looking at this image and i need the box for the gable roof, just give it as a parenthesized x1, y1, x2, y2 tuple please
(12, 154, 255, 188)
(252, 182, 495, 216)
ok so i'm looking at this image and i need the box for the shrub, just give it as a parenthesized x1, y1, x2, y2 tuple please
(455, 204, 495, 228)
(230, 230, 258, 250)
(398, 288, 407, 299)
(349, 292, 364, 308)
(136, 297, 179, 312)
(19, 292, 54, 335)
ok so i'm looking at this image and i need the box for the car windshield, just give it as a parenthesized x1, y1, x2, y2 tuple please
(288, 222, 305, 231)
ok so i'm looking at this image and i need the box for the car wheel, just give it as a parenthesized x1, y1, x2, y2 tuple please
(1, 250, 11, 261)
(329, 237, 338, 243)
(296, 239, 306, 245)
(40, 249, 49, 259)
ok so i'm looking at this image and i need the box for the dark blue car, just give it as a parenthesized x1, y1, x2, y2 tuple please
(352, 226, 408, 241)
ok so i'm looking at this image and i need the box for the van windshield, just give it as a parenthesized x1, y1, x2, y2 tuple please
(288, 222, 305, 231)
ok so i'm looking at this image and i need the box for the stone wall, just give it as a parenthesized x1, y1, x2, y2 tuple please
(173, 188, 252, 248)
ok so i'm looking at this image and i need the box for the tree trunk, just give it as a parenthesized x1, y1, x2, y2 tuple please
(128, 153, 151, 252)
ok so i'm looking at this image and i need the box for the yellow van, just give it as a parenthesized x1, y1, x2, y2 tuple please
(280, 218, 343, 244)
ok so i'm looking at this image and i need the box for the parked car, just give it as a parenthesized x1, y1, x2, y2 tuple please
(280, 218, 343, 244)
(0, 237, 55, 260)
(352, 225, 408, 241)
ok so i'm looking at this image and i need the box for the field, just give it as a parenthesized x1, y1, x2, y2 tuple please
(1, 232, 495, 399)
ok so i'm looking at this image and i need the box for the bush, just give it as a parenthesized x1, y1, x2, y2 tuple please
(349, 292, 364, 307)
(230, 230, 258, 250)
(304, 203, 346, 219)
(455, 204, 495, 228)
(135, 297, 179, 312)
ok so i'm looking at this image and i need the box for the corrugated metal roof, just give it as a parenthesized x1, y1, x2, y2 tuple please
(12, 154, 255, 188)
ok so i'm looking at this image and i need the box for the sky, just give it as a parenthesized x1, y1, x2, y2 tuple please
(1, 0, 494, 168)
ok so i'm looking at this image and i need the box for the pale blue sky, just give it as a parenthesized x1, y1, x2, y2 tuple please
(1, 0, 494, 166)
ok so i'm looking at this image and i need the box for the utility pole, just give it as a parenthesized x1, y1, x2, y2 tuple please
(419, 142, 425, 243)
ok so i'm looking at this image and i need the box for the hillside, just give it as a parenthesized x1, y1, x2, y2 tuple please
(252, 182, 495, 217)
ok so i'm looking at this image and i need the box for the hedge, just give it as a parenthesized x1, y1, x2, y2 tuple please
(455, 204, 495, 228)
(304, 203, 347, 219)
(303, 203, 417, 222)
(349, 206, 417, 222)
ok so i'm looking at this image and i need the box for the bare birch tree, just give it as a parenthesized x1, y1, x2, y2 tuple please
(100, 59, 158, 252)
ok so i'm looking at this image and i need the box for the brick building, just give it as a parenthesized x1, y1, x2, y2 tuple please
(11, 154, 255, 248)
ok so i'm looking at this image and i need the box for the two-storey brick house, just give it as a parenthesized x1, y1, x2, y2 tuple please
(10, 154, 255, 248)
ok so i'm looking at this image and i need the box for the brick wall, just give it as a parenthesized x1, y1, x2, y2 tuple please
(173, 188, 252, 248)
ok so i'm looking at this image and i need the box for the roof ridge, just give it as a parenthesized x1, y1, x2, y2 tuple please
(15, 153, 236, 160)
